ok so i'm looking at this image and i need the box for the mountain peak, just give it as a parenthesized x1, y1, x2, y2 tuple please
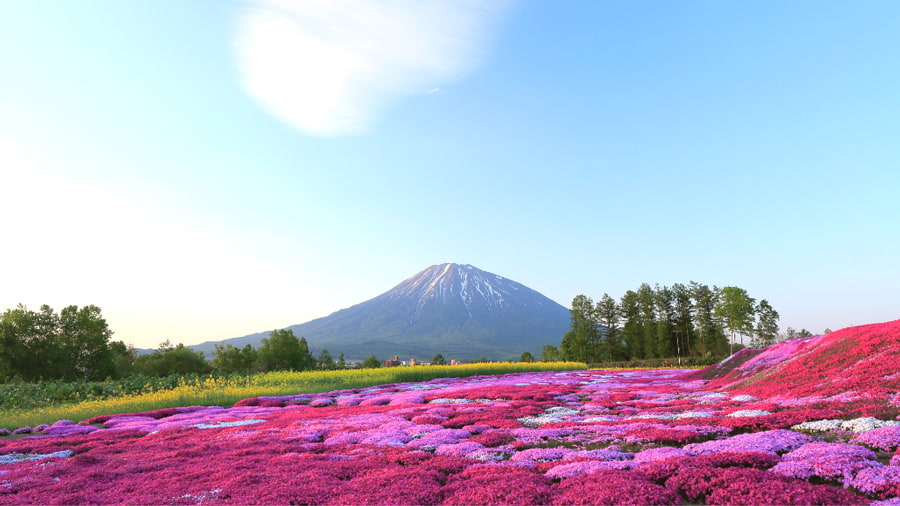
(200, 263, 570, 361)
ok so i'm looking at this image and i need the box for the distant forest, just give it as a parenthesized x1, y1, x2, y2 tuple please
(2, 305, 407, 382)
(547, 282, 820, 365)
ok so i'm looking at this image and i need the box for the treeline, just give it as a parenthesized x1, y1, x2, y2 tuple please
(0, 304, 129, 382)
(545, 282, 781, 364)
(0, 305, 382, 383)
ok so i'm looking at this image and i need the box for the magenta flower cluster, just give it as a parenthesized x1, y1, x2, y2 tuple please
(2, 319, 900, 504)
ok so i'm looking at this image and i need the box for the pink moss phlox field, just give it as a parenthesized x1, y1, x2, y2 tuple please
(3, 320, 900, 504)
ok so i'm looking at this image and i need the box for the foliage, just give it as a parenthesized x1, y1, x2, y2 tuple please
(257, 329, 314, 372)
(360, 355, 381, 369)
(211, 344, 257, 374)
(520, 351, 535, 363)
(561, 281, 774, 364)
(431, 353, 447, 366)
(133, 340, 211, 377)
(715, 286, 756, 354)
(0, 304, 122, 381)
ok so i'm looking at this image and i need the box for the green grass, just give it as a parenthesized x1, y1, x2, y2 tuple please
(0, 362, 586, 430)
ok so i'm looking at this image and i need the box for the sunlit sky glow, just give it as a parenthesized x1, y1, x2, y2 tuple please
(2, 1, 898, 349)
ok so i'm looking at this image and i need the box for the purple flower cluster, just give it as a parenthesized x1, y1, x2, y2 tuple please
(2, 363, 898, 504)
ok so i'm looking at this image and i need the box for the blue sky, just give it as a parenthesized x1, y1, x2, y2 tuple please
(2, 1, 898, 349)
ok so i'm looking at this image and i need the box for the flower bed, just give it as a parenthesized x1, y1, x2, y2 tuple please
(2, 320, 900, 504)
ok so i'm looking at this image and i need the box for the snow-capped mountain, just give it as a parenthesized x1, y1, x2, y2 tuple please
(197, 263, 570, 361)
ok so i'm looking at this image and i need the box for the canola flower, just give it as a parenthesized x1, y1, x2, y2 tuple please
(0, 362, 585, 429)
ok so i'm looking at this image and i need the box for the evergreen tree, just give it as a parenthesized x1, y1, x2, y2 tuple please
(690, 282, 726, 356)
(671, 283, 694, 363)
(653, 285, 675, 358)
(619, 290, 643, 359)
(595, 293, 621, 362)
(636, 284, 657, 358)
(568, 295, 598, 363)
(520, 351, 535, 363)
(431, 353, 447, 366)
(336, 353, 347, 369)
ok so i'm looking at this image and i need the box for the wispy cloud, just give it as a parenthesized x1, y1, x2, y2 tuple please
(234, 0, 510, 136)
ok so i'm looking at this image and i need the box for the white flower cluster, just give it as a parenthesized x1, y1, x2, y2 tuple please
(725, 410, 771, 417)
(193, 419, 265, 430)
(674, 411, 714, 419)
(730, 395, 758, 402)
(0, 450, 73, 465)
(792, 417, 900, 433)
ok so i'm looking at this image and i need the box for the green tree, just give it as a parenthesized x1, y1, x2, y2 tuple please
(595, 293, 621, 362)
(653, 285, 675, 359)
(563, 295, 598, 362)
(671, 283, 695, 363)
(797, 328, 814, 338)
(257, 329, 314, 372)
(336, 353, 347, 369)
(133, 340, 211, 377)
(57, 305, 115, 380)
(212, 344, 258, 374)
(0, 304, 117, 381)
(431, 353, 447, 366)
(109, 340, 138, 378)
(540, 344, 561, 362)
(317, 349, 336, 370)
(636, 284, 657, 358)
(752, 300, 780, 349)
(715, 286, 756, 355)
(619, 290, 644, 359)
(520, 351, 535, 363)
(360, 355, 381, 369)
(690, 282, 726, 356)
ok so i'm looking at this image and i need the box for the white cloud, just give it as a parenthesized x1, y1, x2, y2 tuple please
(234, 0, 509, 136)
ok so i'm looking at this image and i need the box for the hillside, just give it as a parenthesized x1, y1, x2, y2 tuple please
(686, 319, 900, 407)
(193, 263, 571, 361)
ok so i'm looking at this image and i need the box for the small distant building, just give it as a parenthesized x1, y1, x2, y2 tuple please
(383, 355, 401, 367)
(409, 358, 417, 366)
(450, 359, 459, 366)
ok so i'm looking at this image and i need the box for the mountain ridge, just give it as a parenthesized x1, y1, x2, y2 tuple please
(191, 263, 570, 361)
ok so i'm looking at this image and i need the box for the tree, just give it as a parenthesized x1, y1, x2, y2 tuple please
(133, 341, 211, 377)
(671, 283, 695, 364)
(566, 295, 598, 363)
(752, 300, 780, 349)
(336, 353, 347, 369)
(109, 340, 138, 378)
(653, 285, 675, 359)
(797, 329, 814, 338)
(317, 349, 336, 370)
(212, 344, 258, 374)
(431, 354, 447, 366)
(715, 287, 756, 355)
(595, 294, 621, 362)
(691, 282, 726, 356)
(0, 304, 117, 381)
(619, 290, 644, 359)
(540, 344, 561, 362)
(520, 351, 535, 363)
(636, 284, 657, 358)
(257, 329, 314, 372)
(57, 305, 115, 380)
(360, 355, 381, 369)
